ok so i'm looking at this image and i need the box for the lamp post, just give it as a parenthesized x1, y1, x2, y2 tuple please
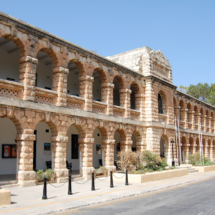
(171, 139, 175, 167)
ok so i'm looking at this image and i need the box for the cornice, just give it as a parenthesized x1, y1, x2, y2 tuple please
(145, 75, 177, 90)
(176, 90, 215, 110)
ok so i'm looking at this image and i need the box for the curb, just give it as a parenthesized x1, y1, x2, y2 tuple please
(36, 175, 215, 215)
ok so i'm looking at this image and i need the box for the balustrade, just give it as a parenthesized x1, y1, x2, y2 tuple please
(0, 79, 23, 100)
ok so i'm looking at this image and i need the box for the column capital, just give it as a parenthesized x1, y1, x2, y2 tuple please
(79, 75, 94, 82)
(19, 56, 38, 64)
(101, 83, 114, 88)
(53, 67, 69, 74)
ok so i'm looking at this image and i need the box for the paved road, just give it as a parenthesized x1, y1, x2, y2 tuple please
(59, 178, 215, 215)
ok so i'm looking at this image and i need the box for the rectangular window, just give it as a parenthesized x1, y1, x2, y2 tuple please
(72, 134, 79, 159)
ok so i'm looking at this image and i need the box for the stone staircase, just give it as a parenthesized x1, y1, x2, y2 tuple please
(176, 164, 199, 173)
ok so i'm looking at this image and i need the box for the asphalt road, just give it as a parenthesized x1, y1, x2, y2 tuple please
(59, 178, 215, 215)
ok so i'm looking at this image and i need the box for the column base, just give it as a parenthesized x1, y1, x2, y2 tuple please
(82, 167, 95, 179)
(17, 171, 37, 187)
(105, 166, 116, 174)
(55, 168, 68, 182)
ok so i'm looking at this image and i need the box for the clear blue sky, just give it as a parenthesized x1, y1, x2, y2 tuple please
(1, 0, 215, 88)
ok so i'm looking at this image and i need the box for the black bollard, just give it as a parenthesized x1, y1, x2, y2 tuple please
(110, 171, 114, 188)
(42, 177, 47, 199)
(91, 173, 95, 191)
(125, 170, 129, 186)
(68, 174, 72, 195)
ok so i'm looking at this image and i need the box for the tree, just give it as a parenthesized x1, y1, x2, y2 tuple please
(179, 83, 215, 105)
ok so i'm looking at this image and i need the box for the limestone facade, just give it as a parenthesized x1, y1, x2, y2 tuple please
(0, 12, 214, 186)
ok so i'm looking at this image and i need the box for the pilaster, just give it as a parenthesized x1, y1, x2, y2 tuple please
(16, 130, 36, 186)
(53, 67, 69, 107)
(101, 83, 114, 115)
(79, 75, 94, 111)
(51, 134, 68, 183)
(19, 56, 38, 101)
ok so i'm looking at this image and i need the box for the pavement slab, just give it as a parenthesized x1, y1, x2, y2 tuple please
(0, 171, 215, 215)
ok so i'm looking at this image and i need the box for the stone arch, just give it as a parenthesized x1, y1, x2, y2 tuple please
(35, 49, 57, 90)
(130, 82, 140, 110)
(67, 61, 82, 96)
(0, 29, 27, 58)
(92, 68, 107, 102)
(208, 139, 211, 159)
(203, 138, 206, 157)
(0, 36, 23, 83)
(200, 108, 204, 126)
(66, 121, 86, 173)
(206, 109, 209, 128)
(189, 136, 194, 154)
(179, 99, 185, 121)
(158, 90, 166, 114)
(35, 44, 59, 68)
(173, 97, 177, 118)
(131, 129, 143, 152)
(194, 105, 199, 125)
(113, 75, 124, 106)
(92, 126, 108, 168)
(211, 112, 214, 132)
(181, 136, 187, 163)
(187, 103, 192, 123)
(0, 117, 18, 177)
(160, 134, 168, 158)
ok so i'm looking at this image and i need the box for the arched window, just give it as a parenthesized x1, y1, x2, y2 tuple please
(67, 62, 80, 96)
(158, 93, 163, 114)
(113, 77, 120, 106)
(93, 70, 101, 101)
(35, 50, 53, 90)
(130, 83, 139, 110)
(0, 37, 20, 82)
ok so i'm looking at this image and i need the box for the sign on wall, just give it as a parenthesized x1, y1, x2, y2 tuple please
(44, 143, 51, 155)
(2, 144, 17, 158)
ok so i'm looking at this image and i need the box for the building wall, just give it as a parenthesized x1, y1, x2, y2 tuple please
(0, 12, 215, 186)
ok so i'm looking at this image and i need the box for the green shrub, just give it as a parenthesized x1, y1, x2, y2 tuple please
(188, 152, 214, 166)
(188, 152, 201, 165)
(142, 150, 167, 171)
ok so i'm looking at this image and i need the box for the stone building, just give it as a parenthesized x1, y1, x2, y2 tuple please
(0, 12, 214, 186)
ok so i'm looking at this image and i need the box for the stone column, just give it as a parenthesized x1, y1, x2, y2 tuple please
(79, 75, 94, 111)
(194, 113, 200, 130)
(145, 79, 157, 122)
(79, 137, 94, 178)
(201, 114, 205, 132)
(102, 139, 116, 173)
(192, 138, 197, 154)
(52, 134, 68, 183)
(183, 145, 190, 163)
(120, 137, 133, 152)
(119, 89, 132, 118)
(16, 130, 36, 186)
(135, 93, 145, 120)
(210, 145, 214, 161)
(204, 138, 208, 158)
(208, 116, 212, 133)
(19, 56, 38, 101)
(53, 67, 69, 107)
(101, 83, 114, 115)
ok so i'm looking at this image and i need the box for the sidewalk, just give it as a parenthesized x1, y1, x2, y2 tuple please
(0, 171, 215, 215)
